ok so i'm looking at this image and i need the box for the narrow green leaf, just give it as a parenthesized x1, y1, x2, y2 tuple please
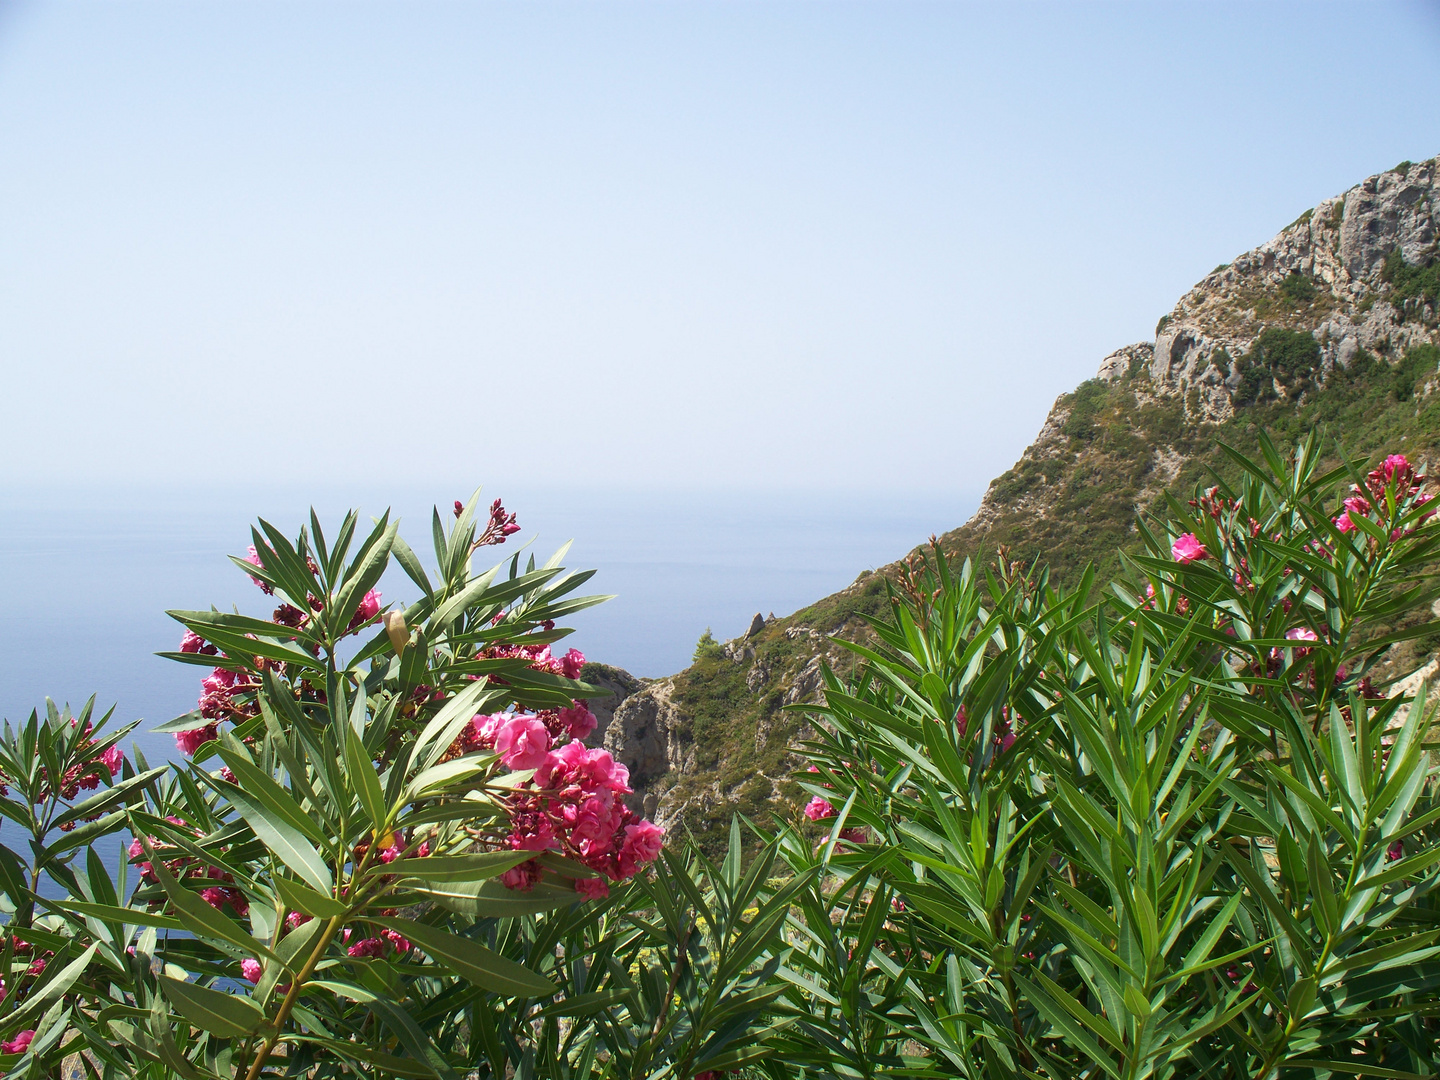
(344, 725, 389, 833)
(51, 899, 183, 931)
(205, 777, 333, 894)
(274, 875, 348, 919)
(214, 744, 326, 844)
(140, 835, 285, 967)
(389, 851, 532, 882)
(373, 916, 556, 997)
(159, 976, 265, 1039)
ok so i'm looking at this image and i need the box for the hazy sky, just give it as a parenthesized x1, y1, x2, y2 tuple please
(3, 1, 1440, 494)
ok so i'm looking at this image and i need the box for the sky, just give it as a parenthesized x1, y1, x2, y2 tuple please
(3, 2, 1440, 495)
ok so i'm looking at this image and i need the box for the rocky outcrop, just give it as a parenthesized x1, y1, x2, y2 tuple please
(602, 677, 691, 823)
(600, 154, 1440, 836)
(577, 663, 643, 748)
(960, 156, 1440, 538)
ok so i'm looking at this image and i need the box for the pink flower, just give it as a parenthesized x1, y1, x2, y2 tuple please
(954, 705, 968, 739)
(621, 820, 664, 863)
(839, 827, 868, 844)
(1334, 511, 1356, 533)
(804, 796, 836, 821)
(1171, 533, 1208, 563)
(244, 545, 274, 594)
(560, 648, 586, 680)
(559, 702, 597, 740)
(381, 928, 412, 952)
(241, 959, 262, 984)
(346, 936, 387, 959)
(200, 887, 245, 915)
(1381, 454, 1411, 482)
(1, 1031, 34, 1055)
(575, 877, 610, 899)
(175, 724, 218, 756)
(347, 589, 382, 632)
(286, 911, 312, 930)
(1344, 494, 1372, 516)
(495, 716, 551, 771)
(100, 745, 124, 776)
(1388, 840, 1405, 861)
(179, 630, 216, 655)
(510, 817, 557, 852)
(501, 860, 541, 892)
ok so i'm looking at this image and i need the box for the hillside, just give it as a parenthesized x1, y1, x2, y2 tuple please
(601, 156, 1440, 848)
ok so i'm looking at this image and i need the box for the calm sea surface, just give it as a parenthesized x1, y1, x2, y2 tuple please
(0, 483, 977, 889)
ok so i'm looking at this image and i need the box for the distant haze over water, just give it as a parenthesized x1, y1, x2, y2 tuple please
(0, 484, 978, 765)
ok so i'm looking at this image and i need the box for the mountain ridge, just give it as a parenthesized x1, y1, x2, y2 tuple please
(600, 154, 1440, 846)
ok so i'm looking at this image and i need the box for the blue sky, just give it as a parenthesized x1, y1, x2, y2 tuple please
(3, 1, 1439, 494)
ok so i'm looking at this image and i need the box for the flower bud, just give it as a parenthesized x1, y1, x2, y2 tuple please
(384, 611, 409, 655)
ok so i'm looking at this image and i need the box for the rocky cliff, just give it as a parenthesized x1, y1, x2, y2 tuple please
(602, 156, 1440, 846)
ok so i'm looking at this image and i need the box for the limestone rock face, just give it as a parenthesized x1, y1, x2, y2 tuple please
(959, 156, 1440, 539)
(578, 664, 643, 748)
(602, 677, 691, 823)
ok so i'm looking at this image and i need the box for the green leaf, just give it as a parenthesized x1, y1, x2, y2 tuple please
(203, 776, 333, 894)
(389, 851, 532, 882)
(0, 945, 97, 1036)
(405, 877, 579, 917)
(274, 875, 348, 918)
(367, 996, 458, 1080)
(140, 835, 286, 967)
(51, 899, 184, 931)
(213, 744, 326, 845)
(373, 916, 556, 997)
(51, 766, 169, 830)
(344, 724, 389, 834)
(305, 979, 379, 1003)
(159, 976, 265, 1039)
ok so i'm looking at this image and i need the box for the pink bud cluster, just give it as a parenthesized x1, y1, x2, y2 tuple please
(473, 498, 521, 547)
(32, 722, 124, 801)
(1333, 453, 1435, 538)
(174, 562, 383, 754)
(955, 704, 1018, 755)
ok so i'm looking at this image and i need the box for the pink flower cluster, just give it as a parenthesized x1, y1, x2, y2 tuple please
(1333, 454, 1434, 538)
(482, 641, 587, 681)
(33, 722, 124, 801)
(128, 817, 248, 915)
(177, 538, 391, 755)
(497, 735, 664, 895)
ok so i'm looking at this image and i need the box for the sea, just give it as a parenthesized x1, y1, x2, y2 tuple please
(0, 483, 978, 891)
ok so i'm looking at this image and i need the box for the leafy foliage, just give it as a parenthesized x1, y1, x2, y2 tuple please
(7, 441, 1440, 1078)
(797, 434, 1440, 1079)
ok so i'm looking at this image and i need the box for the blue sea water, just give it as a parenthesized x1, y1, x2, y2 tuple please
(0, 483, 977, 890)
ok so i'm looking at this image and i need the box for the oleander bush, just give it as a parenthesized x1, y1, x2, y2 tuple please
(3, 437, 1440, 1079)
